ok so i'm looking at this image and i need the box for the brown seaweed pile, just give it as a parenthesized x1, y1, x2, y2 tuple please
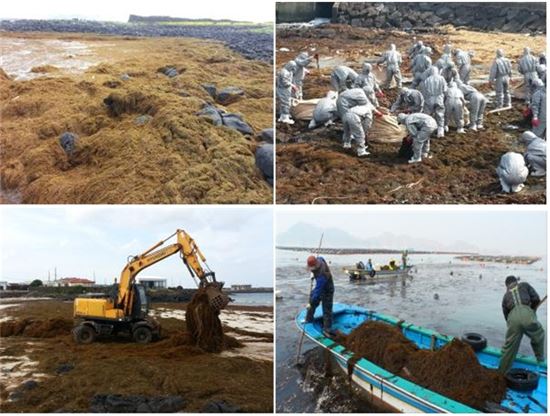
(0, 32, 272, 204)
(343, 321, 507, 410)
(0, 318, 73, 338)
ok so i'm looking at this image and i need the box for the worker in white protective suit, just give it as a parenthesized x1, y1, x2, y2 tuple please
(353, 62, 382, 96)
(293, 52, 313, 100)
(276, 60, 298, 124)
(397, 113, 438, 164)
(441, 62, 460, 84)
(422, 66, 448, 138)
(456, 80, 488, 131)
(435, 44, 454, 70)
(342, 104, 375, 157)
(536, 53, 546, 85)
(390, 88, 424, 114)
(330, 65, 359, 92)
(408, 38, 424, 61)
(489, 49, 512, 109)
(520, 131, 546, 177)
(496, 152, 529, 193)
(444, 81, 466, 134)
(518, 47, 540, 104)
(309, 91, 338, 129)
(377, 44, 402, 89)
(336, 88, 369, 119)
(530, 78, 546, 138)
(362, 84, 379, 108)
(454, 49, 472, 84)
(411, 46, 432, 89)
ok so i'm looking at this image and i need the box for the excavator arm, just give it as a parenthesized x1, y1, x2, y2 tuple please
(116, 229, 227, 315)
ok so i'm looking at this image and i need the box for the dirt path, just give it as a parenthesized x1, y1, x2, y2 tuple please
(275, 25, 546, 204)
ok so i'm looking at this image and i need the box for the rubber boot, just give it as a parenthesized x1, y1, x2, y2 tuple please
(281, 114, 295, 125)
(357, 148, 370, 157)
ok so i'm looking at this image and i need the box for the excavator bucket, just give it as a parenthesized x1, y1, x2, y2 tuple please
(205, 284, 230, 311)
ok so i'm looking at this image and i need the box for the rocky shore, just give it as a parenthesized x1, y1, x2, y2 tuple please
(334, 2, 546, 34)
(0, 19, 273, 62)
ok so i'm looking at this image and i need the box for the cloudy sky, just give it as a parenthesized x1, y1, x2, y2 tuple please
(1, 206, 273, 286)
(277, 208, 547, 256)
(1, 0, 273, 23)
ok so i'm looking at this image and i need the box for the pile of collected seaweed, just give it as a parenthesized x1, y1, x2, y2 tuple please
(342, 321, 507, 410)
(185, 287, 226, 353)
(0, 318, 73, 338)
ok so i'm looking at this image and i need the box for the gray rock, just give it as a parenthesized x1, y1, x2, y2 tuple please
(201, 400, 241, 413)
(21, 380, 39, 390)
(402, 20, 413, 30)
(260, 128, 274, 143)
(202, 83, 217, 99)
(158, 66, 179, 78)
(197, 104, 223, 126)
(216, 86, 245, 105)
(59, 132, 78, 155)
(120, 73, 130, 81)
(135, 115, 153, 126)
(435, 5, 454, 19)
(255, 144, 273, 186)
(221, 114, 254, 135)
(90, 394, 185, 413)
(55, 363, 74, 374)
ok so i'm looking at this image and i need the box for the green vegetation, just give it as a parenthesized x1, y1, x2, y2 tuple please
(157, 20, 273, 34)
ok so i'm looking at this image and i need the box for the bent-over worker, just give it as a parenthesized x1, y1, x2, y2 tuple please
(397, 112, 437, 164)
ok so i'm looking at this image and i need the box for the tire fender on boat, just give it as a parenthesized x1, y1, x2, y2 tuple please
(461, 332, 487, 352)
(505, 368, 540, 391)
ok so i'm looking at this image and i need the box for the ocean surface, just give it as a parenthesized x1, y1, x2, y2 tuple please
(230, 291, 273, 306)
(276, 249, 547, 412)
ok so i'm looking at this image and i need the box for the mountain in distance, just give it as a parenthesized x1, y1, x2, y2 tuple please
(277, 222, 480, 253)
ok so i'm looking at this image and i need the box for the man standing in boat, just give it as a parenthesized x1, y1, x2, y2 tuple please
(498, 275, 545, 373)
(305, 255, 335, 337)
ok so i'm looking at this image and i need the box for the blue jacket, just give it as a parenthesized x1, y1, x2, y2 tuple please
(311, 257, 330, 302)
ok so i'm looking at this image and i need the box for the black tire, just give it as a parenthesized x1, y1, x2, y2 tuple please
(133, 326, 153, 344)
(73, 325, 96, 344)
(369, 270, 376, 278)
(461, 332, 487, 351)
(506, 368, 540, 391)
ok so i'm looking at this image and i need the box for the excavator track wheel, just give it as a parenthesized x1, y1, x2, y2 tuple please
(133, 326, 153, 344)
(73, 325, 97, 344)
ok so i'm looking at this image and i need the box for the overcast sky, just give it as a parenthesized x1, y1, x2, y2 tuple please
(0, 206, 273, 287)
(0, 0, 273, 23)
(277, 208, 547, 256)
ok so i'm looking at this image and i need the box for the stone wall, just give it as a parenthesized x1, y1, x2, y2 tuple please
(334, 2, 546, 33)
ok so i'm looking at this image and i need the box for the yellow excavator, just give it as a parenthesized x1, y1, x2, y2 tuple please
(72, 229, 229, 344)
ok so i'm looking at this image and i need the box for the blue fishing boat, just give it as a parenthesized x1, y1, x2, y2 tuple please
(296, 303, 547, 413)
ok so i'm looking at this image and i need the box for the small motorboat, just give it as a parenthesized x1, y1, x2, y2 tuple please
(296, 303, 547, 413)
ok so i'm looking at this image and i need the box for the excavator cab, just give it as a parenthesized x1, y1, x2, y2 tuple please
(131, 284, 149, 319)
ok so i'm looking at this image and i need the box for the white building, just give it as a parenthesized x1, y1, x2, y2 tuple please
(55, 277, 96, 287)
(136, 276, 167, 289)
(0, 281, 7, 290)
